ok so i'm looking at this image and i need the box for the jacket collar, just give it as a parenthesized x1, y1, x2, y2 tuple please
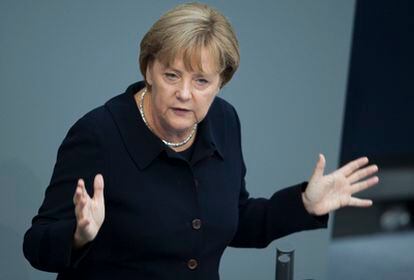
(105, 81, 223, 170)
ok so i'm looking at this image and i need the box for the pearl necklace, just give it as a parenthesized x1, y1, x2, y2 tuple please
(138, 88, 197, 148)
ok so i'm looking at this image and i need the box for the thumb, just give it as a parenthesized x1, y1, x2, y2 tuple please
(93, 173, 104, 203)
(311, 153, 326, 180)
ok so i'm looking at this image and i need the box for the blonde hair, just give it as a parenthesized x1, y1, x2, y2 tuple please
(139, 2, 240, 88)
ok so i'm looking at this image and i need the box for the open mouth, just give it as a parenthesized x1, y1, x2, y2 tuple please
(172, 108, 191, 116)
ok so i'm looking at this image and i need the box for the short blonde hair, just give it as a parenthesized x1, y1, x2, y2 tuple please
(139, 2, 240, 88)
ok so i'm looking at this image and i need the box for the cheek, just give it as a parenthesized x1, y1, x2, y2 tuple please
(194, 95, 217, 120)
(152, 85, 173, 112)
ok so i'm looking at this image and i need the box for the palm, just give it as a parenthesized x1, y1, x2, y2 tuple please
(81, 191, 104, 237)
(73, 174, 105, 247)
(303, 154, 379, 216)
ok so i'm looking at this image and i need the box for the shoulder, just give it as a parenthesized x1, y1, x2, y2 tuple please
(206, 96, 243, 150)
(64, 96, 122, 145)
(70, 87, 128, 134)
(68, 106, 108, 135)
(209, 96, 240, 122)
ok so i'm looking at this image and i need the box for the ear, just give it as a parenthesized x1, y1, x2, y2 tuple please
(145, 60, 154, 86)
(216, 77, 223, 94)
(215, 86, 221, 96)
(217, 74, 224, 91)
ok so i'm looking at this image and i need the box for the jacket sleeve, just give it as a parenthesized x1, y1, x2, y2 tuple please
(228, 108, 329, 249)
(23, 114, 104, 272)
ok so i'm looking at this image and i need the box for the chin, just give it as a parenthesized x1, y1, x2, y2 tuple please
(169, 121, 195, 133)
(167, 115, 195, 128)
(175, 124, 195, 133)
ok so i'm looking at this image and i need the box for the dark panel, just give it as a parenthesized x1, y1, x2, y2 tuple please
(340, 0, 414, 168)
(334, 0, 414, 238)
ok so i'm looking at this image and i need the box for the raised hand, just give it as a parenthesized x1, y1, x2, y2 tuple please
(302, 154, 379, 216)
(72, 174, 105, 248)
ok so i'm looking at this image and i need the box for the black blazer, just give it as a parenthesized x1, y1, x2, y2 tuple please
(23, 81, 328, 280)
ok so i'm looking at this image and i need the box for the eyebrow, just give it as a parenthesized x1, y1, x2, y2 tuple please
(166, 66, 215, 78)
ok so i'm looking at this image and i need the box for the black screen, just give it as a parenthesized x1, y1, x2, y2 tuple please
(340, 1, 414, 167)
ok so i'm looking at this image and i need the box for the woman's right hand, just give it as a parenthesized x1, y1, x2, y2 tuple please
(72, 174, 105, 249)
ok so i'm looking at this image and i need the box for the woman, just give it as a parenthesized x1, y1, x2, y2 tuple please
(23, 2, 379, 279)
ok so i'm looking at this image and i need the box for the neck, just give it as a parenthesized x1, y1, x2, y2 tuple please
(136, 88, 197, 151)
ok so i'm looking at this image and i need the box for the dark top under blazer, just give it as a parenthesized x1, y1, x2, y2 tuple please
(23, 81, 328, 280)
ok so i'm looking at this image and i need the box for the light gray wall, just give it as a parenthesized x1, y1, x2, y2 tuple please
(0, 0, 355, 279)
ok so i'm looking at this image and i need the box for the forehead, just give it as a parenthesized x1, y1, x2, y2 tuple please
(157, 47, 221, 75)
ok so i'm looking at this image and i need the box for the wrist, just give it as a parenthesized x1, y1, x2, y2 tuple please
(301, 192, 316, 215)
(73, 229, 89, 249)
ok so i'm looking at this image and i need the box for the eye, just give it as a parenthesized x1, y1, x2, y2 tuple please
(164, 72, 179, 81)
(195, 78, 209, 86)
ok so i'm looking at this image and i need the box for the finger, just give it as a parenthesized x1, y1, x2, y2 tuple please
(338, 157, 369, 177)
(92, 174, 105, 203)
(74, 189, 88, 215)
(79, 178, 87, 198)
(350, 176, 379, 193)
(75, 199, 86, 221)
(347, 164, 379, 184)
(311, 153, 326, 179)
(80, 179, 92, 200)
(77, 217, 90, 229)
(73, 179, 84, 204)
(73, 185, 82, 205)
(74, 180, 89, 217)
(348, 197, 373, 207)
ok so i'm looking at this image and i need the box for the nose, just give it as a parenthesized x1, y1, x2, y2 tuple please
(176, 81, 192, 102)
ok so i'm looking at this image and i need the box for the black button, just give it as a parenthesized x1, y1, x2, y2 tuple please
(187, 258, 198, 270)
(194, 179, 199, 187)
(192, 219, 202, 230)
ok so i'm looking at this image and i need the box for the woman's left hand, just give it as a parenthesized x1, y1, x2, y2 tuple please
(302, 154, 379, 216)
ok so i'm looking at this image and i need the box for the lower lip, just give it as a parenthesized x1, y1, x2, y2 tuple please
(172, 108, 191, 117)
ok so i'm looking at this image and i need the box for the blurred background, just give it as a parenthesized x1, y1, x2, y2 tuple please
(0, 0, 412, 279)
(329, 1, 414, 279)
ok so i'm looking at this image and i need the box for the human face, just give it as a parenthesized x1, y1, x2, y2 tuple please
(145, 48, 221, 140)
